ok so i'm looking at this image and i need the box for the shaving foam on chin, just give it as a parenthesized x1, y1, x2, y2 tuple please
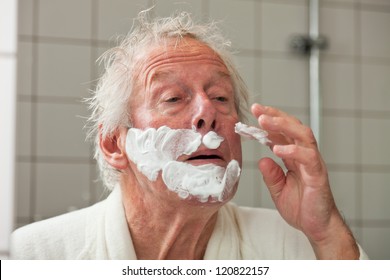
(162, 160, 240, 202)
(125, 126, 241, 202)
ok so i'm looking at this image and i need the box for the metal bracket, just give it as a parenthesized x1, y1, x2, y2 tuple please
(289, 35, 328, 55)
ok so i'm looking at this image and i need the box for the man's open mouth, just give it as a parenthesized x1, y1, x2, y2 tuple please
(187, 154, 222, 161)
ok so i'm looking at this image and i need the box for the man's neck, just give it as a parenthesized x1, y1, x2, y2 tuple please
(120, 176, 221, 260)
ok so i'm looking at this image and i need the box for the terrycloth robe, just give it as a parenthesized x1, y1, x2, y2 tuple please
(11, 187, 368, 259)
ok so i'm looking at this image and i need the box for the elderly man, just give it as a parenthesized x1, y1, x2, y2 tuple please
(12, 10, 367, 260)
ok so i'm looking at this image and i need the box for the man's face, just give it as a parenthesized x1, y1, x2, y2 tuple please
(129, 37, 242, 171)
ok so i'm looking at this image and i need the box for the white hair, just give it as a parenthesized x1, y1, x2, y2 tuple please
(86, 9, 250, 190)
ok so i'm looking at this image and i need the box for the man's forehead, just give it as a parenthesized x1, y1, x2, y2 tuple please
(150, 68, 231, 83)
(133, 37, 230, 87)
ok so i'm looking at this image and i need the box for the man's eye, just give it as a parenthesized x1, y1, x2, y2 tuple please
(215, 96, 228, 102)
(166, 97, 180, 103)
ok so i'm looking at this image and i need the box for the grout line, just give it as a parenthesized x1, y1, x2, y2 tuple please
(89, 0, 98, 205)
(327, 164, 390, 173)
(323, 109, 390, 119)
(29, 0, 39, 224)
(348, 219, 390, 228)
(320, 1, 355, 10)
(254, 0, 261, 99)
(355, 0, 364, 241)
(360, 3, 390, 13)
(360, 111, 390, 119)
(254, 0, 263, 175)
(17, 95, 85, 104)
(360, 56, 390, 65)
(17, 35, 390, 65)
(18, 34, 110, 48)
(261, 0, 307, 7)
(17, 156, 94, 164)
(201, 0, 209, 22)
(321, 54, 357, 63)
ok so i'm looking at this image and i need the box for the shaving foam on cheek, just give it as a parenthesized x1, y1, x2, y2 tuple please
(126, 126, 201, 181)
(125, 126, 241, 202)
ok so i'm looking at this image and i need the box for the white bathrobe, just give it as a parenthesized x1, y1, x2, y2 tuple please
(11, 187, 368, 259)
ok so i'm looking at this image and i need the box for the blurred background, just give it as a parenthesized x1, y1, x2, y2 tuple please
(11, 0, 390, 259)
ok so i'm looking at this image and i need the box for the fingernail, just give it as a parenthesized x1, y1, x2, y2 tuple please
(274, 145, 285, 153)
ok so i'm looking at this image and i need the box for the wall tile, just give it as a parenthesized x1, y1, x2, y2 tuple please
(153, 0, 203, 19)
(259, 142, 285, 169)
(90, 163, 110, 203)
(361, 63, 390, 112)
(209, 0, 256, 50)
(350, 225, 363, 248)
(241, 139, 264, 164)
(15, 101, 32, 157)
(37, 43, 91, 99)
(97, 0, 149, 41)
(14, 162, 31, 219)
(328, 171, 358, 220)
(91, 46, 110, 83)
(361, 118, 390, 165)
(233, 163, 258, 207)
(18, 0, 34, 36)
(360, 0, 390, 6)
(361, 227, 390, 260)
(260, 2, 308, 53)
(17, 42, 33, 97)
(321, 60, 357, 110)
(259, 176, 276, 210)
(322, 116, 357, 165)
(38, 0, 92, 39)
(232, 54, 258, 103)
(36, 103, 90, 158)
(362, 172, 390, 220)
(361, 10, 390, 59)
(260, 56, 309, 109)
(323, 0, 357, 3)
(35, 163, 91, 218)
(320, 6, 356, 56)
(295, 111, 310, 127)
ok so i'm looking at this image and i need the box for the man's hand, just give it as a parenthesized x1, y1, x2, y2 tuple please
(251, 103, 359, 259)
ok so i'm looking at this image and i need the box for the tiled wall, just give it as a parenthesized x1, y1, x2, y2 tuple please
(16, 0, 390, 259)
(1, 0, 18, 259)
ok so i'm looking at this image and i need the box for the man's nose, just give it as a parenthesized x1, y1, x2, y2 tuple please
(192, 93, 217, 132)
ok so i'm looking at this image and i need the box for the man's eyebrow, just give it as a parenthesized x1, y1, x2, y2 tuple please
(216, 70, 231, 80)
(149, 70, 173, 84)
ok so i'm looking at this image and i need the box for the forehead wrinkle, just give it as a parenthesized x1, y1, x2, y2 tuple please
(143, 51, 229, 90)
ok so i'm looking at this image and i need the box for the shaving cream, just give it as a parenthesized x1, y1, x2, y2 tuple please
(235, 122, 271, 145)
(125, 126, 241, 202)
(202, 131, 224, 149)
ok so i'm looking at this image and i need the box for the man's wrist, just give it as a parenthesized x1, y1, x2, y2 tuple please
(309, 213, 360, 259)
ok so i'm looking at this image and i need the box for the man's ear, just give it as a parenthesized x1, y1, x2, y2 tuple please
(99, 126, 129, 170)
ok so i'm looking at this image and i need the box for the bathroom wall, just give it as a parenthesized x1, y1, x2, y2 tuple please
(0, 0, 18, 259)
(16, 0, 390, 259)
